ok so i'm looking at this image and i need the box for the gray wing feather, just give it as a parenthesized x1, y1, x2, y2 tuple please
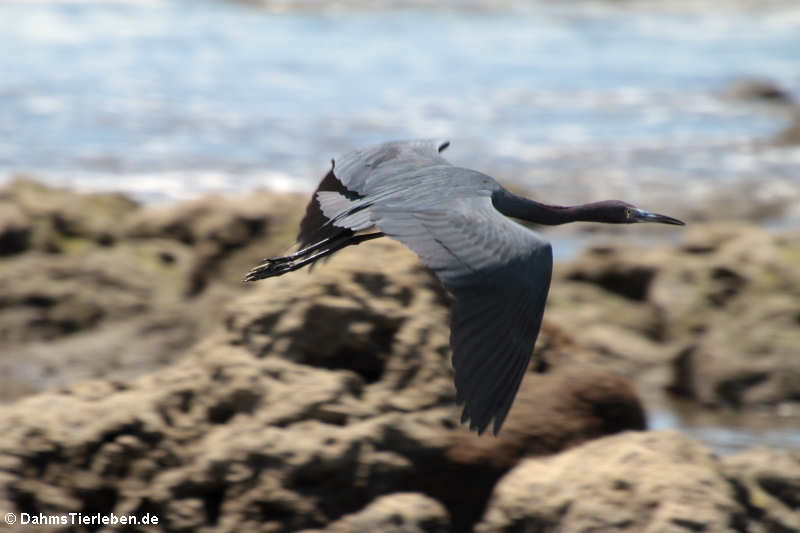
(332, 138, 452, 194)
(373, 196, 553, 435)
(297, 139, 452, 247)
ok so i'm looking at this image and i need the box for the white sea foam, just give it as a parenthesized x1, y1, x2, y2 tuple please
(0, 169, 310, 204)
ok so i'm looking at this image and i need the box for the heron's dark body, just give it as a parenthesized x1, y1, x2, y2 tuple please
(245, 139, 684, 435)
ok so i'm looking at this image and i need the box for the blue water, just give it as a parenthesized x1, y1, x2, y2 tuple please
(650, 406, 800, 455)
(1, 0, 800, 203)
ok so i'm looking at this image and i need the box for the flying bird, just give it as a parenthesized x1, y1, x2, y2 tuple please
(245, 139, 684, 435)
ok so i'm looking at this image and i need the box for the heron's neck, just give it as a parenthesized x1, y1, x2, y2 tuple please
(492, 189, 606, 226)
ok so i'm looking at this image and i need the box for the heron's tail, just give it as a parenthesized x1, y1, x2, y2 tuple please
(243, 231, 384, 282)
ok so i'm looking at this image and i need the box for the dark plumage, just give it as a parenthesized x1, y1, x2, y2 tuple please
(245, 139, 684, 435)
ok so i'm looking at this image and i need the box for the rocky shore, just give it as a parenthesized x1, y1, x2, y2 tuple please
(0, 179, 798, 532)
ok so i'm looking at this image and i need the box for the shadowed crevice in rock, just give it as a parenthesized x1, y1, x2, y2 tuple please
(723, 447, 800, 532)
(285, 304, 402, 383)
(207, 389, 261, 424)
(668, 345, 697, 398)
(714, 372, 770, 408)
(566, 262, 656, 301)
(0, 222, 31, 255)
(76, 486, 119, 530)
(757, 478, 800, 510)
(171, 481, 227, 526)
(707, 265, 748, 308)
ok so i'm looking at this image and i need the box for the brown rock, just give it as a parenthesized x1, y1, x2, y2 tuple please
(0, 182, 310, 401)
(0, 249, 160, 343)
(477, 430, 744, 533)
(660, 225, 800, 408)
(774, 112, 800, 146)
(0, 350, 368, 532)
(3, 183, 798, 533)
(448, 370, 645, 470)
(0, 233, 651, 533)
(227, 238, 455, 414)
(721, 79, 794, 105)
(555, 223, 800, 411)
(563, 247, 658, 302)
(722, 447, 800, 531)
(424, 370, 645, 532)
(670, 294, 800, 408)
(0, 313, 199, 401)
(122, 191, 305, 293)
(302, 493, 450, 533)
(0, 177, 139, 249)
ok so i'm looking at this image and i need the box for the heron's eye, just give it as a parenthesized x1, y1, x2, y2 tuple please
(625, 208, 634, 219)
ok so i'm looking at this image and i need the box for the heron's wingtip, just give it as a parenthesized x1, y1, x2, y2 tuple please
(242, 262, 281, 282)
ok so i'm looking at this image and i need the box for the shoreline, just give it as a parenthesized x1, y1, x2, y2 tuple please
(4, 170, 799, 262)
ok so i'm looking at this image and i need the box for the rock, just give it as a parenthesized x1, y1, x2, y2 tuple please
(447, 370, 645, 469)
(2, 182, 798, 533)
(563, 246, 658, 302)
(477, 430, 745, 533)
(0, 181, 310, 402)
(556, 222, 800, 410)
(660, 225, 800, 408)
(555, 244, 670, 346)
(302, 493, 450, 533)
(0, 313, 199, 401)
(0, 235, 648, 533)
(0, 351, 368, 532)
(545, 281, 671, 377)
(774, 112, 800, 146)
(432, 370, 645, 531)
(122, 191, 305, 293)
(0, 202, 31, 255)
(721, 79, 794, 105)
(722, 447, 800, 532)
(0, 240, 200, 343)
(670, 294, 800, 408)
(225, 238, 454, 412)
(215, 239, 649, 531)
(0, 237, 247, 402)
(0, 177, 139, 250)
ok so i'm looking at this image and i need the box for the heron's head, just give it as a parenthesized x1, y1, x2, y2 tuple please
(597, 200, 685, 225)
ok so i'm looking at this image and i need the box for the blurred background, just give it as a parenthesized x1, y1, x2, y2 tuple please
(1, 1, 800, 530)
(2, 0, 799, 215)
(2, 0, 800, 447)
(3, 0, 800, 436)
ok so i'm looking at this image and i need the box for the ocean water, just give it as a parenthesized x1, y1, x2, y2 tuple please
(1, 0, 799, 207)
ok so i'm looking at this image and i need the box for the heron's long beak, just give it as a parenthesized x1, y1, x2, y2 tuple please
(633, 209, 685, 226)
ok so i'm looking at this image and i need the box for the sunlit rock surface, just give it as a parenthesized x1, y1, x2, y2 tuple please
(477, 430, 800, 533)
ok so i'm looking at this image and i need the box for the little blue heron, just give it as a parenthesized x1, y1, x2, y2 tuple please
(245, 139, 684, 435)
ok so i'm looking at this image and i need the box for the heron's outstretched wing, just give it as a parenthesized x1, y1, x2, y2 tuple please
(373, 196, 553, 435)
(297, 139, 451, 248)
